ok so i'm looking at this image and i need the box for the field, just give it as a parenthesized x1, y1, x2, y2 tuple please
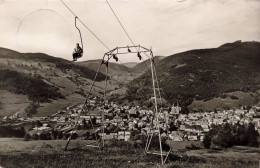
(35, 93, 85, 117)
(0, 138, 259, 168)
(0, 90, 30, 118)
(189, 91, 260, 111)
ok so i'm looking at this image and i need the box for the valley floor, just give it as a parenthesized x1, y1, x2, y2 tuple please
(0, 138, 259, 168)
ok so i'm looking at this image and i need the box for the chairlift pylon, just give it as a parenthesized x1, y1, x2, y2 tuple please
(66, 44, 170, 164)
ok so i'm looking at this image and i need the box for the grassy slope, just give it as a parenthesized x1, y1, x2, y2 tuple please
(189, 91, 260, 111)
(0, 90, 30, 118)
(126, 41, 260, 111)
(35, 93, 85, 117)
(0, 48, 108, 117)
(0, 138, 258, 168)
(123, 62, 139, 68)
(77, 59, 143, 98)
(0, 69, 63, 102)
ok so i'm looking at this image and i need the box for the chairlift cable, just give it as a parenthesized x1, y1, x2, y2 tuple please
(106, 0, 151, 73)
(59, 0, 110, 50)
(106, 1, 167, 158)
(106, 0, 136, 51)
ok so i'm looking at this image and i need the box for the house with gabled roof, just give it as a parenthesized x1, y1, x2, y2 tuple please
(169, 131, 184, 141)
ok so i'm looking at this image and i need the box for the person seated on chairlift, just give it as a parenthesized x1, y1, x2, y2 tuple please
(72, 43, 83, 61)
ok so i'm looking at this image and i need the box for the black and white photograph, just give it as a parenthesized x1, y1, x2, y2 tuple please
(0, 0, 259, 167)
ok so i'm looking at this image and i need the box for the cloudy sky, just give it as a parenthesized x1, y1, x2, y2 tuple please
(0, 0, 260, 62)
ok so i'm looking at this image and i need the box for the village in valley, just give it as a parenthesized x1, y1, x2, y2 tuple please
(2, 97, 260, 143)
(1, 0, 260, 167)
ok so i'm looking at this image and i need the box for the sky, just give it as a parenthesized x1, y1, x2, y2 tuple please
(0, 0, 260, 62)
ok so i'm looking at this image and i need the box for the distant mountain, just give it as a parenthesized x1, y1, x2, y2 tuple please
(76, 59, 132, 76)
(126, 41, 260, 112)
(77, 56, 165, 75)
(123, 62, 139, 68)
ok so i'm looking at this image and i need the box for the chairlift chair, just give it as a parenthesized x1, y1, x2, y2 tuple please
(73, 16, 84, 61)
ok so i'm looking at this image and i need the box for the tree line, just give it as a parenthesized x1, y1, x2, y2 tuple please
(0, 69, 63, 102)
(203, 123, 259, 149)
(0, 126, 26, 138)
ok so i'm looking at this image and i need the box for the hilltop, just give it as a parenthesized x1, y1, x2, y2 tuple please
(77, 59, 132, 76)
(126, 41, 260, 111)
(123, 62, 139, 68)
(77, 56, 165, 75)
(131, 56, 165, 73)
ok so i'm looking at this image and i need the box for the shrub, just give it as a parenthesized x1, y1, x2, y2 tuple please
(140, 135, 171, 151)
(39, 133, 52, 140)
(88, 133, 99, 140)
(202, 134, 211, 149)
(31, 134, 39, 140)
(51, 130, 58, 139)
(57, 132, 63, 139)
(24, 133, 31, 141)
(185, 143, 201, 150)
(25, 102, 39, 117)
(71, 133, 78, 140)
(35, 120, 43, 127)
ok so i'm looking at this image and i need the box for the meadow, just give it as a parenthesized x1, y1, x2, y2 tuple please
(0, 138, 259, 168)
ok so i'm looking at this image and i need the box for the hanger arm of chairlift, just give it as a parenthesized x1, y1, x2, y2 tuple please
(75, 16, 84, 53)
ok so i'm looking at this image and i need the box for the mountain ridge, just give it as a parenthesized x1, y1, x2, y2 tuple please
(1, 41, 259, 116)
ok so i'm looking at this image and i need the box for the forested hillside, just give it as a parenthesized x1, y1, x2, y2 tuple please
(126, 41, 260, 112)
